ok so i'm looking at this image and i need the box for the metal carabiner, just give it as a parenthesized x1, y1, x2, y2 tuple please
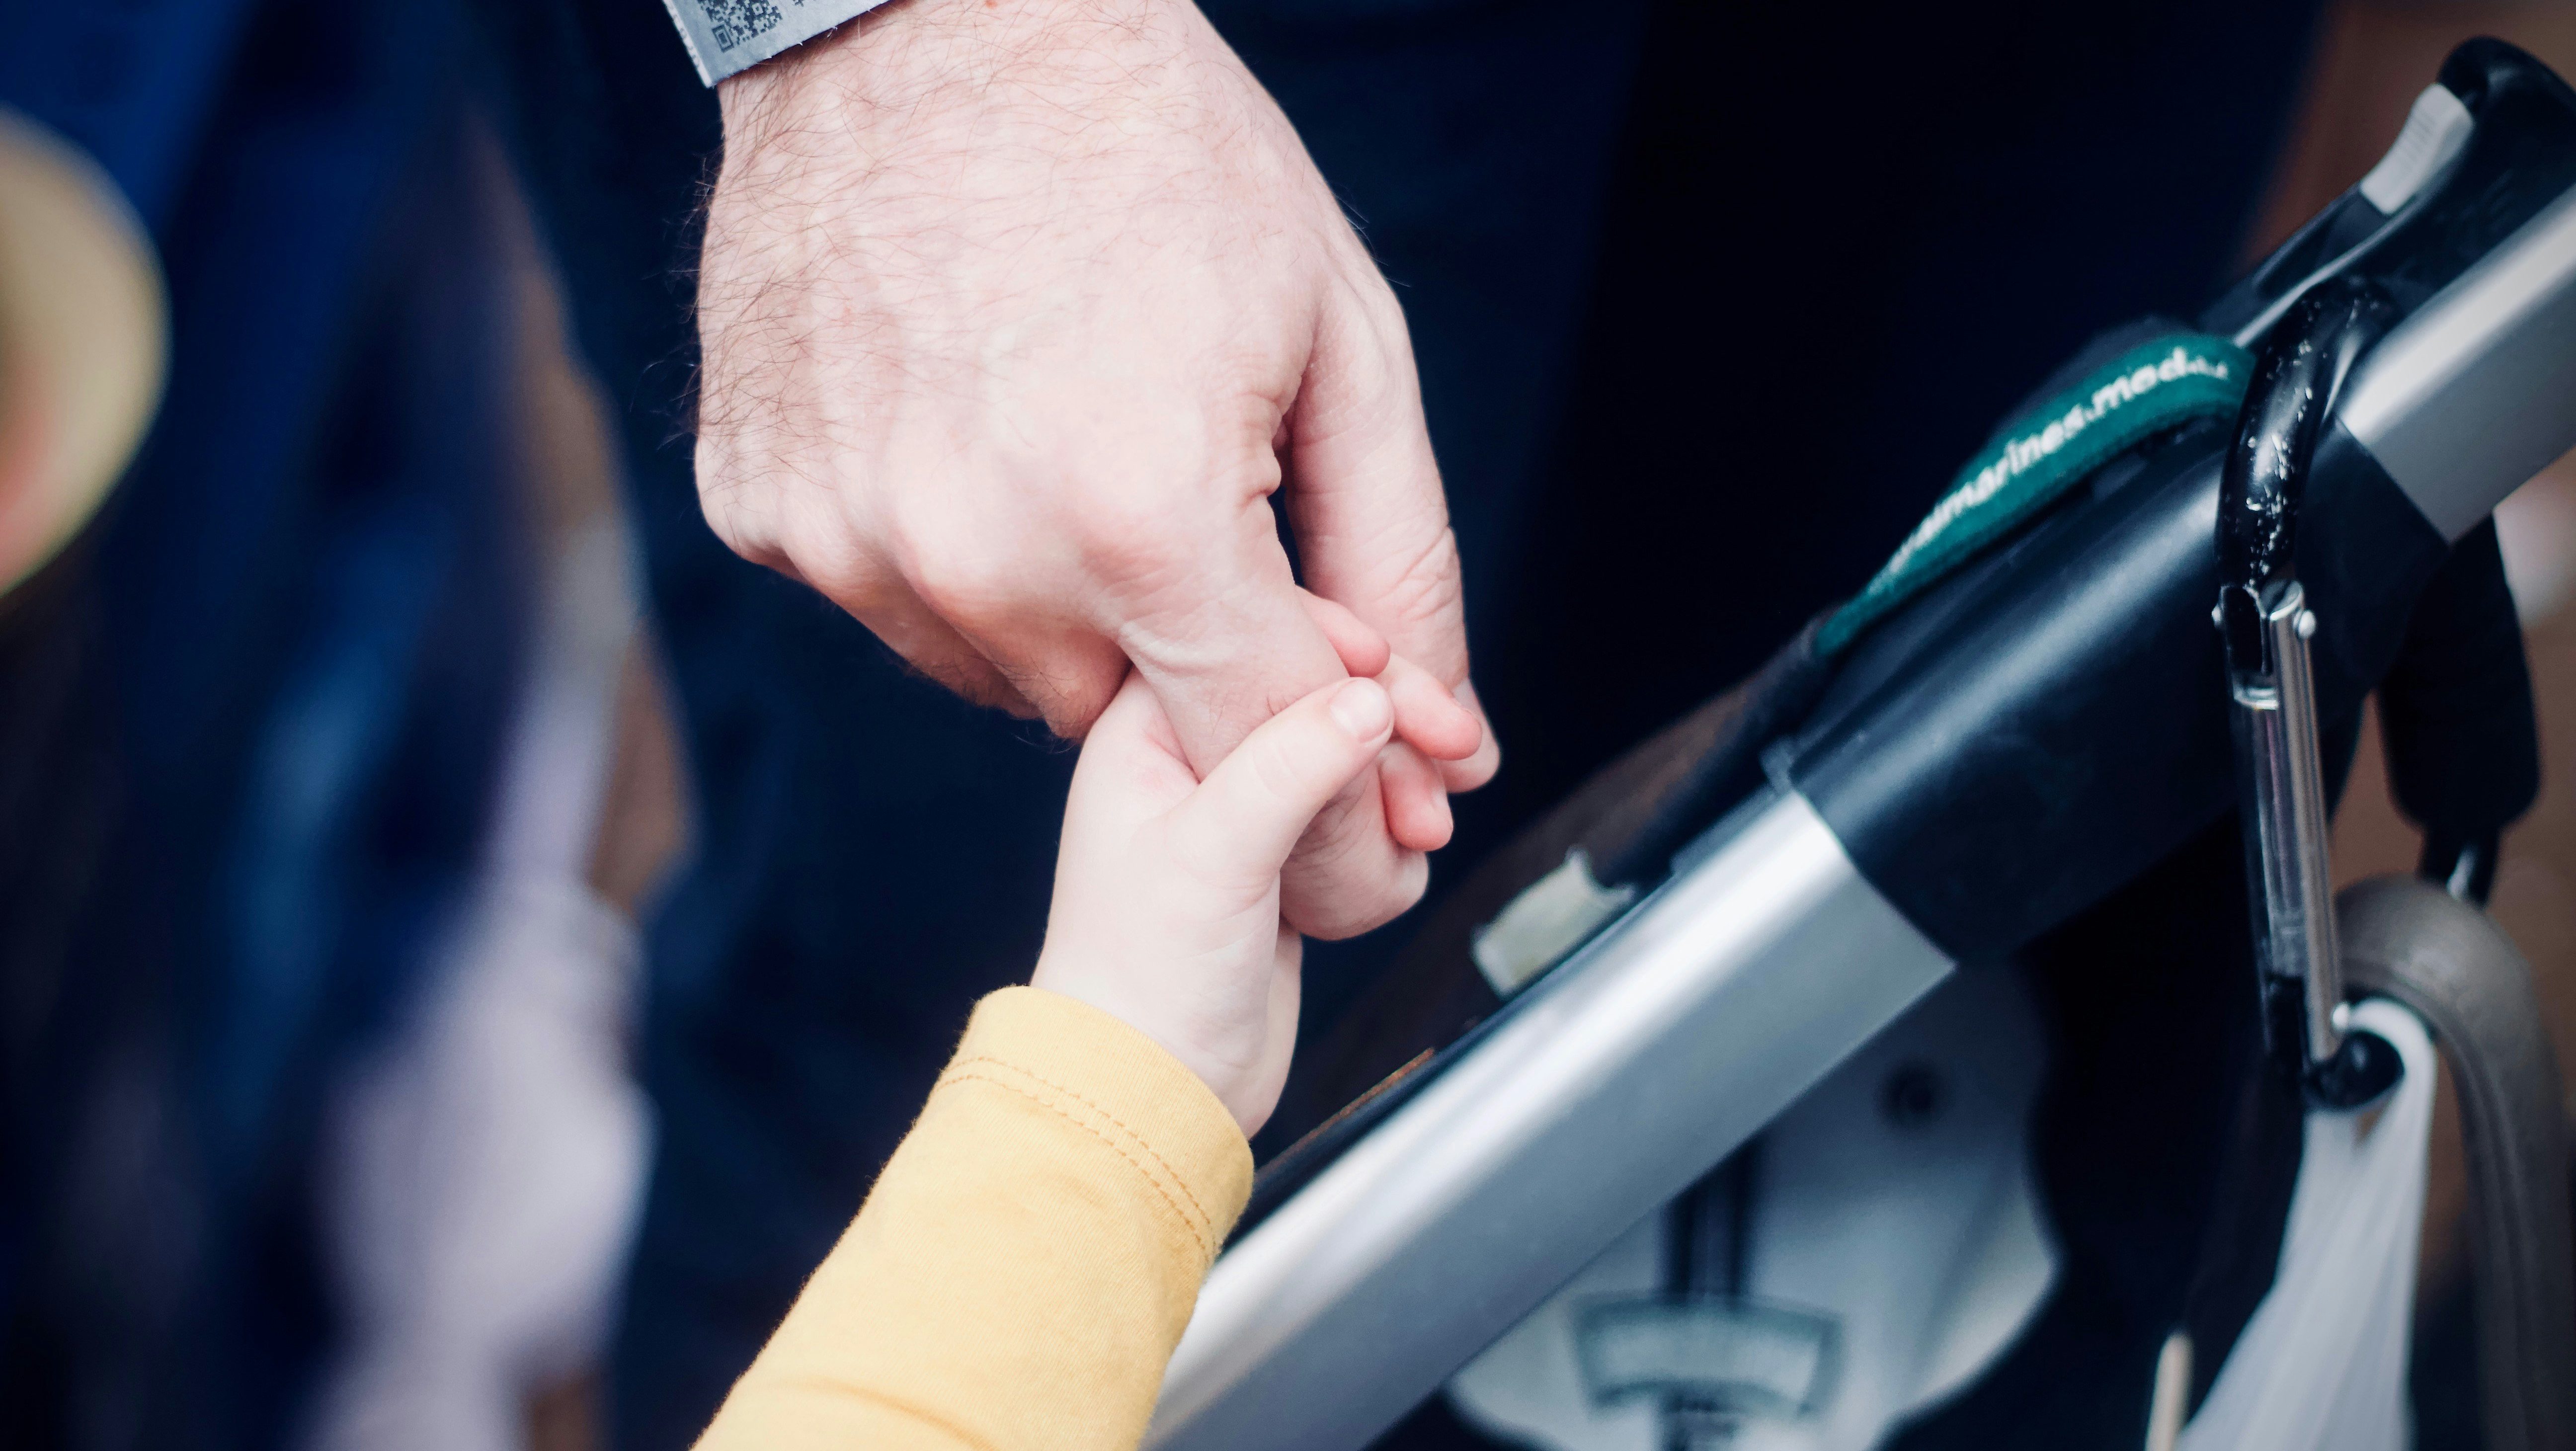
(2215, 276, 2405, 1109)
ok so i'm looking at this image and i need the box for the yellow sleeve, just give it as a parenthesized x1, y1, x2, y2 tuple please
(692, 985, 1254, 1451)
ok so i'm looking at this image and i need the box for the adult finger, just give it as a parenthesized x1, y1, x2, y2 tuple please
(1440, 680, 1500, 791)
(1169, 677, 1395, 887)
(1284, 267, 1477, 700)
(1286, 267, 1500, 798)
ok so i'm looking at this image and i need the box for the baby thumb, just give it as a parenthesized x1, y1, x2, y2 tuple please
(1171, 678, 1395, 885)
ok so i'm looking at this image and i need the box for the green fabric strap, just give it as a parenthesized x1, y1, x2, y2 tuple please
(1817, 333, 2254, 657)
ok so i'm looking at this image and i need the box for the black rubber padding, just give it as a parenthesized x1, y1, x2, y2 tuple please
(2377, 520, 2542, 892)
(1788, 424, 2445, 962)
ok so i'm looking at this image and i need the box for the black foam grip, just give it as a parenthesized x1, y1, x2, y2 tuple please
(2376, 519, 2541, 850)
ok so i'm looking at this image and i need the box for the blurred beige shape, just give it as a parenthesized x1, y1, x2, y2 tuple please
(0, 109, 163, 593)
(2496, 456, 2576, 626)
(306, 122, 686, 1451)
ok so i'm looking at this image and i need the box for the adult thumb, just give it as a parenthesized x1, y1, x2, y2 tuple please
(1286, 271, 1470, 689)
(1284, 269, 1497, 795)
(1170, 678, 1396, 886)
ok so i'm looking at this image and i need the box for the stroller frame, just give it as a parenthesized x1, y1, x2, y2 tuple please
(1150, 43, 2576, 1451)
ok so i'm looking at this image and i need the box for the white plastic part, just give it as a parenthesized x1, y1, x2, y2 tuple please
(1446, 966, 2056, 1451)
(2358, 86, 2474, 214)
(2179, 997, 2436, 1451)
(1472, 849, 1639, 996)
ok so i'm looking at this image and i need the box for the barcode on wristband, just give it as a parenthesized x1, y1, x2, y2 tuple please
(705, 0, 784, 52)
(660, 0, 892, 85)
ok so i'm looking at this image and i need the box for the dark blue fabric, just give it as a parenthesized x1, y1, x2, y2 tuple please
(0, 2, 526, 1446)
(463, 2, 2329, 1448)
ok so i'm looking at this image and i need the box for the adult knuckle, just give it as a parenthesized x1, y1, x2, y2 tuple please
(1069, 484, 1195, 581)
(695, 470, 783, 571)
(695, 489, 759, 562)
(1056, 662, 1126, 726)
(885, 499, 1014, 622)
(904, 544, 1011, 625)
(1330, 266, 1415, 372)
(996, 653, 1120, 738)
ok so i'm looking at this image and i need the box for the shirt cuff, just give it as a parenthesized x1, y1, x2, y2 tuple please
(659, 0, 895, 86)
(945, 986, 1255, 1263)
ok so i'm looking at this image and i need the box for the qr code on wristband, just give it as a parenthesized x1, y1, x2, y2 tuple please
(701, 0, 783, 51)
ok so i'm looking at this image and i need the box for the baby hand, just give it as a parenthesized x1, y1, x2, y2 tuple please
(1031, 671, 1407, 1135)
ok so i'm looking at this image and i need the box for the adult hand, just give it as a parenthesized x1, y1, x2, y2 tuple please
(694, 0, 1497, 939)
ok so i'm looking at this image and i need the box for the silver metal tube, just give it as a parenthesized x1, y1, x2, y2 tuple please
(1147, 789, 1954, 1451)
(2228, 582, 2344, 1066)
(2339, 184, 2576, 541)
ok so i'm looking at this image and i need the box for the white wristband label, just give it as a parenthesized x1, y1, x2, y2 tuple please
(659, 0, 893, 85)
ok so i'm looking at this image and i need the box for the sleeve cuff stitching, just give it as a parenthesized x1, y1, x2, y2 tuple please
(943, 1051, 1232, 1217)
(936, 1067, 1218, 1260)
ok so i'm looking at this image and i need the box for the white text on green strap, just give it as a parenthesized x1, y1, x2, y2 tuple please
(1878, 344, 2236, 582)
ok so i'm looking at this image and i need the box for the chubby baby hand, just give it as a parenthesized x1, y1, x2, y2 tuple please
(1032, 640, 1477, 1135)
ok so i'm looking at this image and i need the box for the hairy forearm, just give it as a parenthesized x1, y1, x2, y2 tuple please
(711, 0, 1307, 265)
